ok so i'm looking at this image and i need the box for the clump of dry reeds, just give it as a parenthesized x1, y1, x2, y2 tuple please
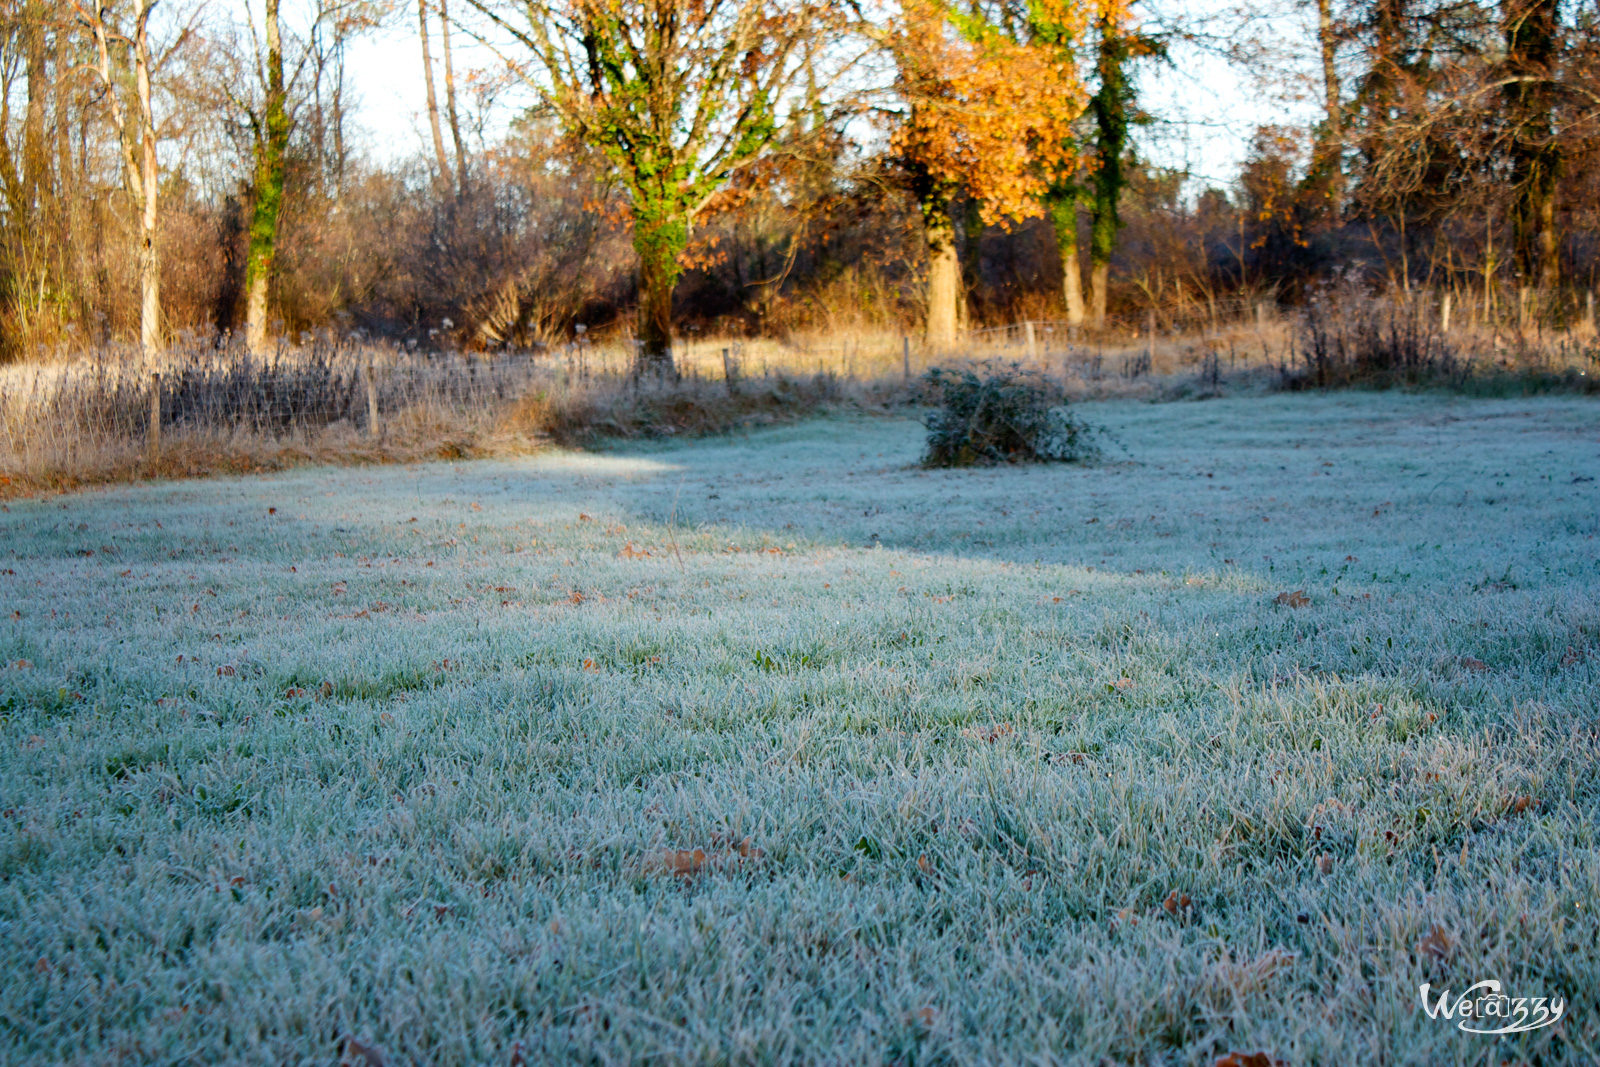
(0, 338, 880, 495)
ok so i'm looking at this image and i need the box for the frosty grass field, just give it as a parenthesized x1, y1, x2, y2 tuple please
(0, 392, 1597, 1064)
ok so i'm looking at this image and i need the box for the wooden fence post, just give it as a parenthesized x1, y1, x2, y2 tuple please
(1586, 290, 1596, 333)
(722, 347, 738, 396)
(1146, 310, 1156, 370)
(365, 361, 380, 441)
(1441, 291, 1453, 334)
(1023, 320, 1037, 360)
(147, 372, 160, 464)
(1255, 301, 1266, 331)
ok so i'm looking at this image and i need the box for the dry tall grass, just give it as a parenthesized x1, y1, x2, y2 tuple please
(3, 302, 1594, 497)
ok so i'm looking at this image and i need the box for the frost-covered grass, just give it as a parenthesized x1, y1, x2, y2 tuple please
(0, 393, 1597, 1064)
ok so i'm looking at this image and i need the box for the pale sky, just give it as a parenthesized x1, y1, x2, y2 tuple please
(341, 3, 1318, 192)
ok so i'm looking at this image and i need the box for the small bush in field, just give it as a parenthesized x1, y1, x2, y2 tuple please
(920, 363, 1099, 468)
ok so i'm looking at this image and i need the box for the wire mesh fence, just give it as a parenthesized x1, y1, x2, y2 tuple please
(3, 290, 1593, 491)
(0, 307, 1295, 473)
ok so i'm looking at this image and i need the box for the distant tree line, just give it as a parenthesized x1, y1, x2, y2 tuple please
(1, 0, 1596, 374)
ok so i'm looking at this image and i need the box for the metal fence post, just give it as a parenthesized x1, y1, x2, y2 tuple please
(902, 336, 911, 380)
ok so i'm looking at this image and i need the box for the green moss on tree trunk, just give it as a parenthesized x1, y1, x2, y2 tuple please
(632, 210, 687, 377)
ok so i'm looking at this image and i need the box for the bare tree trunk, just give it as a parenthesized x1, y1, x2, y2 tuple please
(418, 0, 451, 189)
(1313, 0, 1344, 211)
(636, 256, 676, 375)
(133, 3, 159, 355)
(85, 0, 161, 355)
(1050, 193, 1085, 326)
(1089, 260, 1110, 328)
(246, 0, 288, 355)
(1503, 0, 1561, 293)
(1087, 14, 1130, 329)
(1062, 242, 1085, 326)
(331, 49, 347, 193)
(23, 3, 48, 210)
(631, 211, 686, 377)
(439, 0, 468, 191)
(54, 26, 74, 221)
(924, 207, 960, 349)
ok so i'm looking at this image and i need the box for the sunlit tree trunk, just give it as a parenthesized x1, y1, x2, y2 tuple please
(909, 151, 962, 349)
(924, 208, 961, 348)
(418, 0, 451, 188)
(1311, 0, 1345, 211)
(22, 3, 48, 212)
(133, 6, 159, 355)
(1049, 190, 1085, 326)
(439, 0, 467, 191)
(85, 0, 162, 355)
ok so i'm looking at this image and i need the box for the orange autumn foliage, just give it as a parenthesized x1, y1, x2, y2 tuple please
(888, 0, 1095, 224)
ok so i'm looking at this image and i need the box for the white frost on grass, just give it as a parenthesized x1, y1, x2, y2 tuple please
(0, 392, 1596, 1062)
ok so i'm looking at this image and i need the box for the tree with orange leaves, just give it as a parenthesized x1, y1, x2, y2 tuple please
(882, 0, 1088, 347)
(1016, 0, 1153, 329)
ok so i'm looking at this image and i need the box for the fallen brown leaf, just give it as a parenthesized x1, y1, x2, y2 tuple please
(1316, 853, 1334, 875)
(653, 848, 707, 877)
(963, 722, 1014, 743)
(340, 1034, 386, 1067)
(1212, 1053, 1285, 1067)
(1506, 795, 1538, 815)
(645, 841, 763, 879)
(1416, 925, 1455, 962)
(1274, 590, 1311, 608)
(1162, 889, 1192, 916)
